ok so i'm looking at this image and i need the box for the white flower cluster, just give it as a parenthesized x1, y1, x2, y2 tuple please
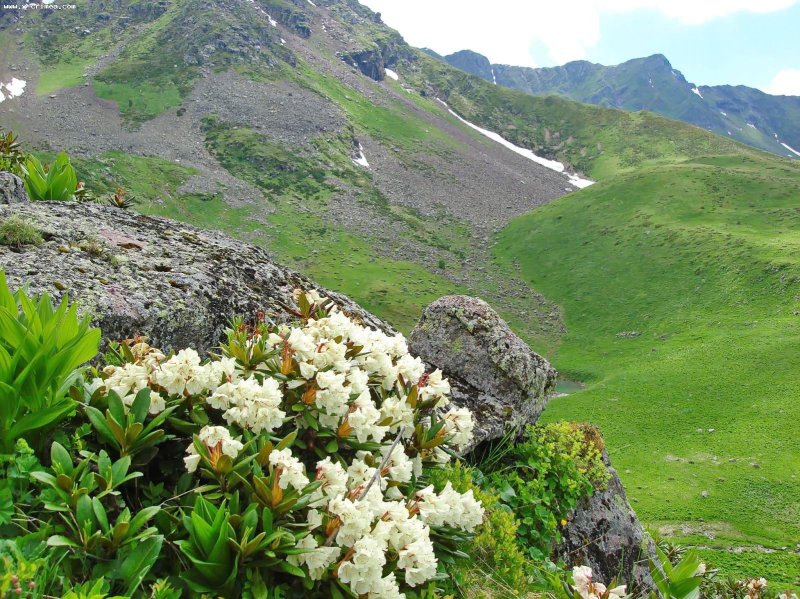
(283, 443, 484, 598)
(89, 292, 484, 598)
(572, 566, 627, 599)
(184, 426, 244, 473)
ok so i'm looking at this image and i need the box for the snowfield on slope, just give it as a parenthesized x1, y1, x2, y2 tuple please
(441, 101, 594, 189)
(0, 78, 26, 103)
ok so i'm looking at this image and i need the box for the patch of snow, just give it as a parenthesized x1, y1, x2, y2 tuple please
(747, 123, 757, 129)
(649, 78, 654, 88)
(281, 38, 286, 44)
(307, 0, 316, 5)
(491, 68, 497, 85)
(385, 68, 399, 81)
(781, 142, 800, 157)
(353, 144, 370, 168)
(447, 108, 594, 189)
(719, 111, 727, 116)
(774, 133, 779, 139)
(671, 70, 679, 78)
(266, 13, 277, 26)
(0, 78, 26, 103)
(691, 86, 703, 99)
(728, 131, 732, 135)
(567, 173, 595, 189)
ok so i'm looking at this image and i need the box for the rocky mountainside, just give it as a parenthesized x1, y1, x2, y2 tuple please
(440, 50, 800, 158)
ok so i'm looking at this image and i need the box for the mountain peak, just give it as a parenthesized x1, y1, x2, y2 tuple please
(444, 49, 494, 81)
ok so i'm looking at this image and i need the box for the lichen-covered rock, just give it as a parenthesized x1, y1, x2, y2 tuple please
(558, 453, 659, 593)
(409, 295, 557, 449)
(0, 202, 390, 353)
(0, 172, 29, 204)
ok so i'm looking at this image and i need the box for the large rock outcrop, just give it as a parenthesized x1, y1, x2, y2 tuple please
(409, 295, 557, 449)
(0, 200, 390, 353)
(558, 453, 659, 593)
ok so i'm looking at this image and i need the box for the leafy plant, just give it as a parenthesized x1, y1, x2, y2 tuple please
(485, 422, 609, 560)
(105, 187, 139, 209)
(85, 388, 176, 464)
(647, 546, 705, 599)
(0, 271, 100, 452)
(0, 130, 26, 176)
(176, 495, 240, 595)
(22, 152, 80, 201)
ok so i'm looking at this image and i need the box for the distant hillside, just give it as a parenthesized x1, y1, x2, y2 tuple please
(440, 50, 800, 159)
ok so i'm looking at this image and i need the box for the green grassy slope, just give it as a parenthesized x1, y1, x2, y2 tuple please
(494, 152, 800, 584)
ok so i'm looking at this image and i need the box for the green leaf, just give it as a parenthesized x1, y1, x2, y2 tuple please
(116, 534, 164, 596)
(130, 388, 151, 423)
(47, 535, 80, 548)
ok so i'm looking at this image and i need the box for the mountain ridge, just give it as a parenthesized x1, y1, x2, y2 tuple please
(439, 49, 800, 158)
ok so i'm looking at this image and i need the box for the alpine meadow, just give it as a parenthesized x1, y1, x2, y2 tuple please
(1, 0, 799, 597)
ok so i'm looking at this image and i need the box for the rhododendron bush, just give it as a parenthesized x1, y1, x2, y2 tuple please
(79, 290, 483, 597)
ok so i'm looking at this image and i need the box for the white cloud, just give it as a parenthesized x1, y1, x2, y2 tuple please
(360, 0, 799, 66)
(768, 69, 800, 96)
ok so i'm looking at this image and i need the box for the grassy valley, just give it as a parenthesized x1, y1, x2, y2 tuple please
(495, 151, 800, 585)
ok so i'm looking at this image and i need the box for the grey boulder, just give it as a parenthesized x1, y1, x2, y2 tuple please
(0, 172, 29, 204)
(0, 201, 390, 353)
(409, 295, 557, 449)
(558, 452, 659, 593)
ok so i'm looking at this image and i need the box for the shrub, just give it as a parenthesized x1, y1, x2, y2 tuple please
(485, 422, 609, 561)
(3, 289, 485, 597)
(0, 130, 26, 176)
(22, 152, 82, 201)
(429, 462, 532, 597)
(0, 215, 43, 248)
(0, 271, 100, 453)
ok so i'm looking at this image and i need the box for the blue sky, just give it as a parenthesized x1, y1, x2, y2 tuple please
(587, 5, 800, 90)
(361, 0, 800, 95)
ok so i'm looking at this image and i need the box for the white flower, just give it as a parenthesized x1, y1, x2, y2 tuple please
(329, 495, 374, 546)
(379, 396, 415, 432)
(415, 483, 484, 532)
(152, 348, 205, 396)
(397, 537, 437, 586)
(418, 369, 450, 406)
(210, 376, 285, 434)
(184, 426, 243, 473)
(380, 444, 413, 484)
(748, 578, 768, 591)
(287, 535, 341, 580)
(269, 448, 309, 491)
(572, 566, 593, 591)
(103, 363, 149, 401)
(348, 391, 389, 443)
(396, 354, 425, 385)
(338, 535, 387, 596)
(315, 457, 349, 499)
(607, 585, 627, 599)
(183, 452, 201, 473)
(368, 573, 405, 599)
(443, 407, 475, 449)
(148, 391, 166, 415)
